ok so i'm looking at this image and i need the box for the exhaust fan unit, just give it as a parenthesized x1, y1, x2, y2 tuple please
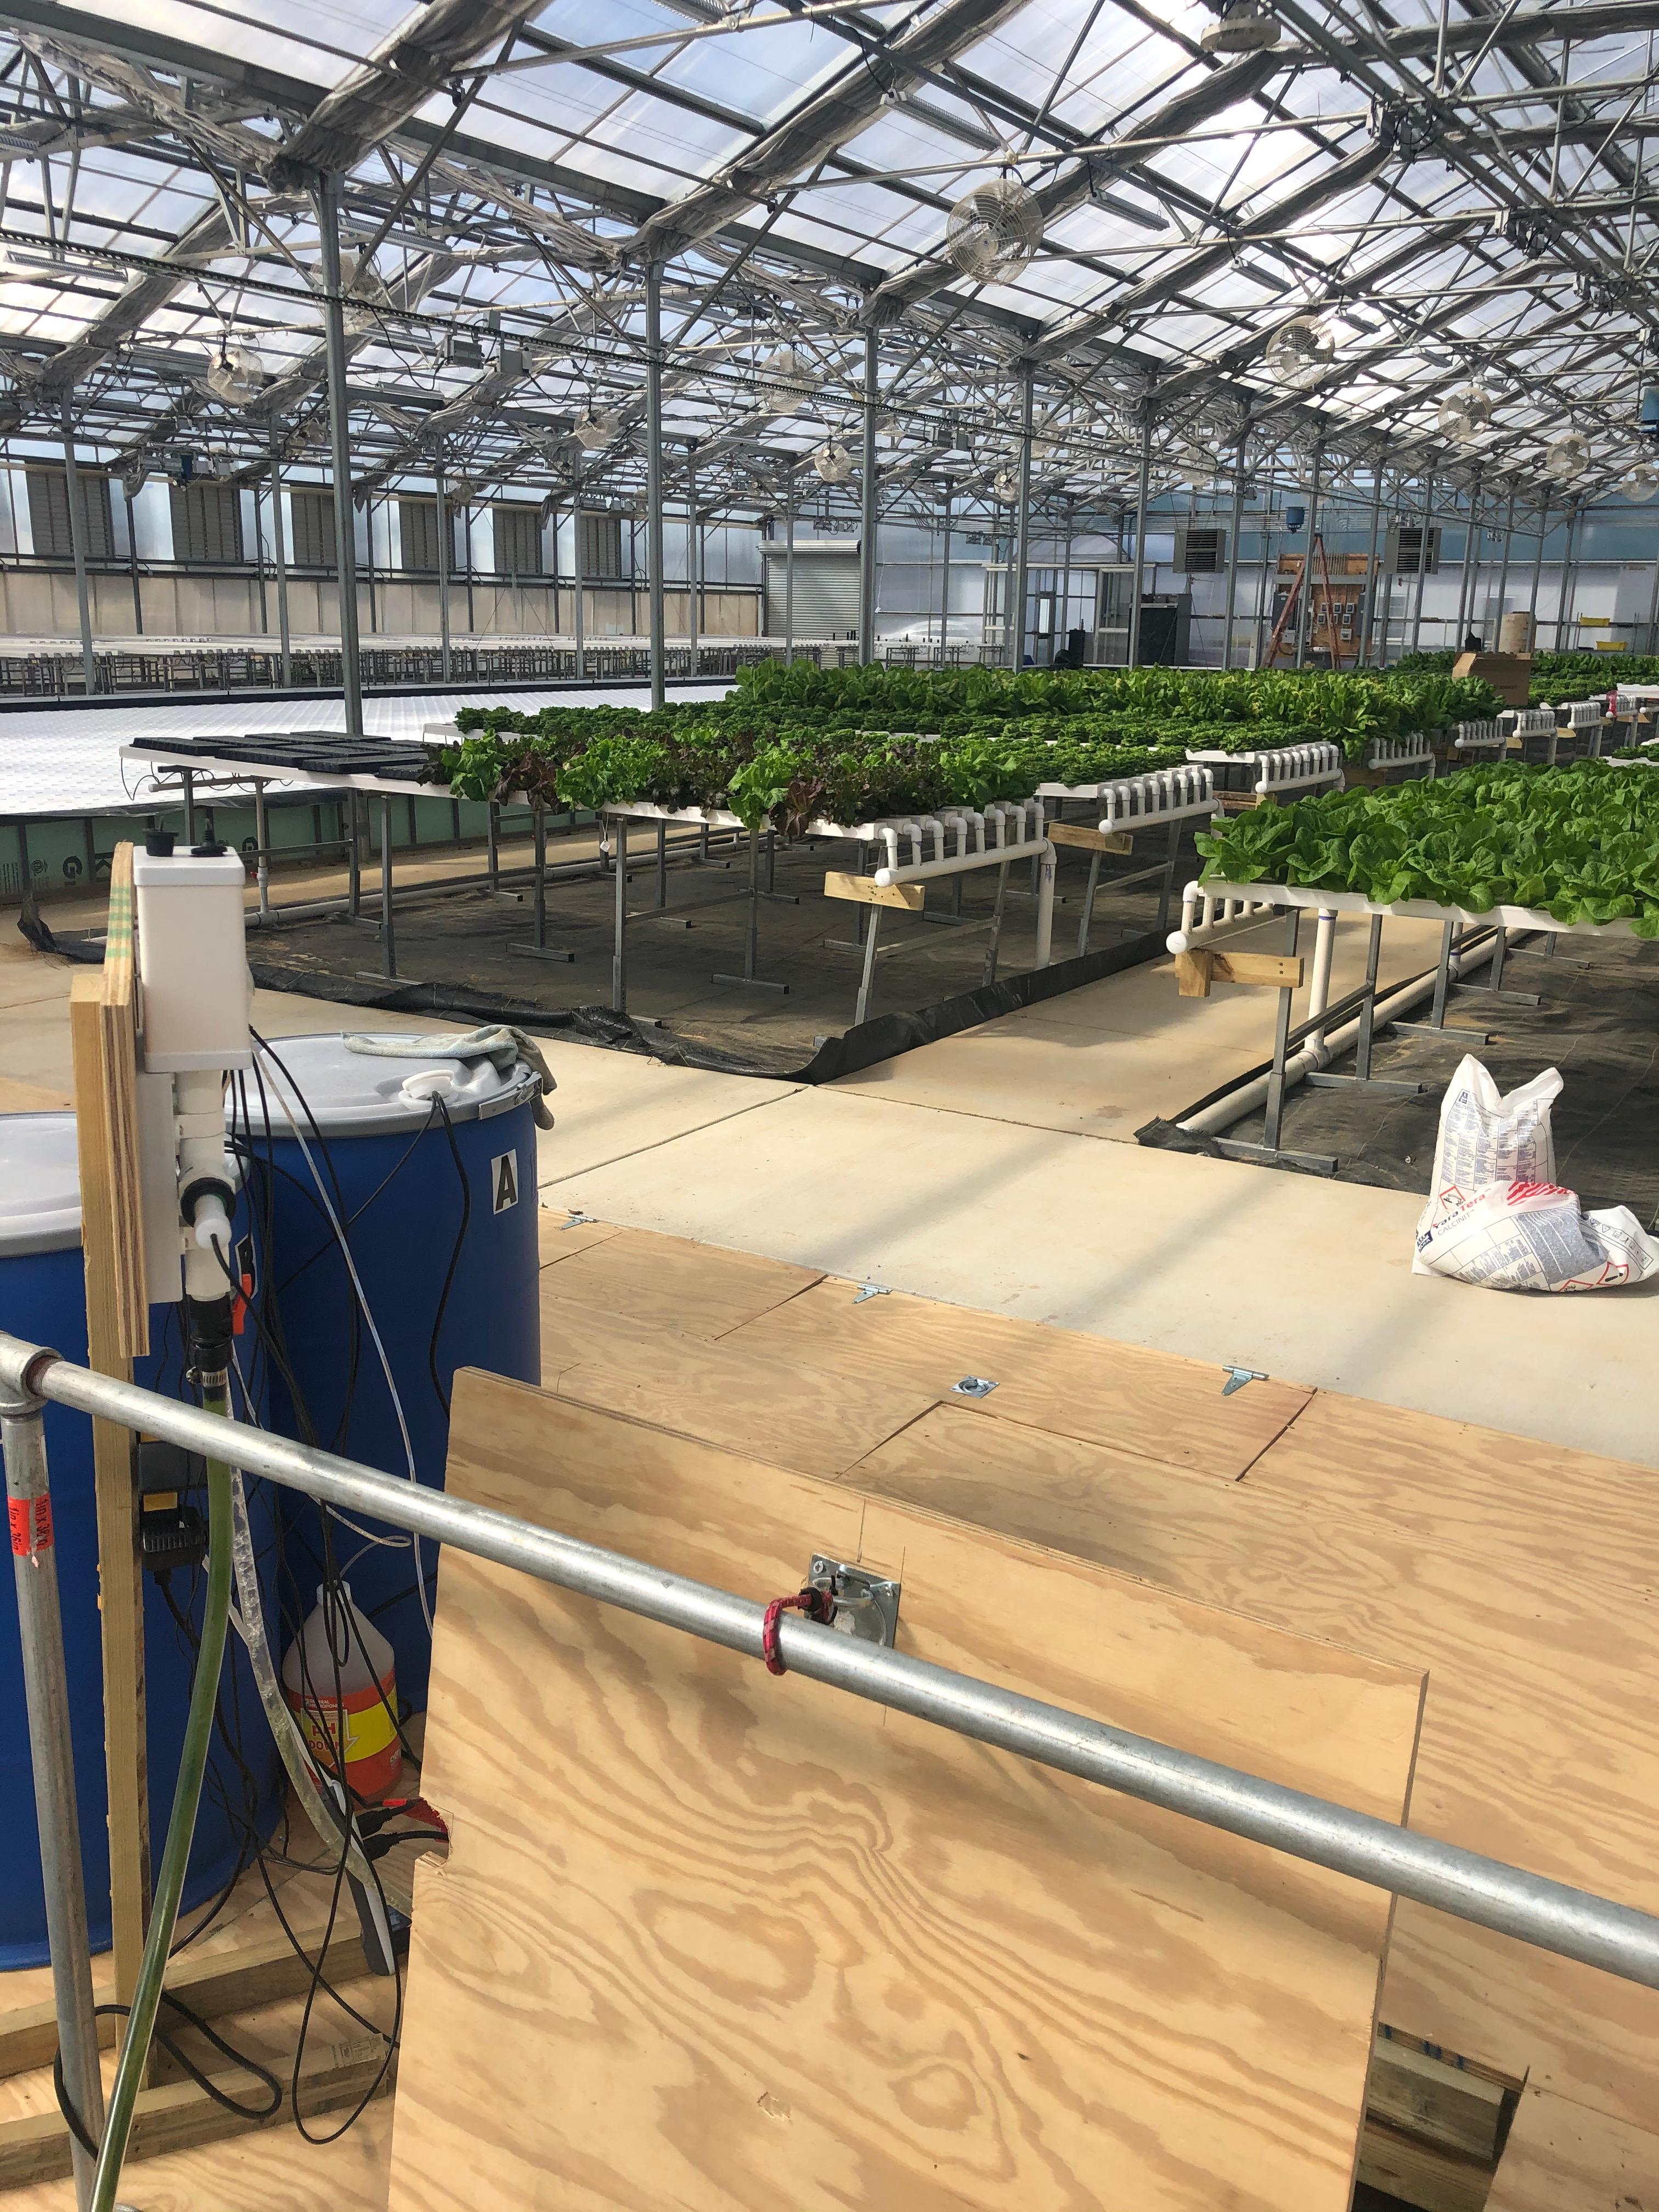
(1265, 317, 1335, 387)
(205, 343, 263, 408)
(945, 176, 1043, 284)
(1623, 459, 1659, 502)
(1437, 385, 1492, 445)
(1543, 431, 1591, 481)
(1201, 0, 1280, 54)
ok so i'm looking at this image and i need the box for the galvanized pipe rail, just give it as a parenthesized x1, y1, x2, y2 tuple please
(4, 1329, 1659, 2012)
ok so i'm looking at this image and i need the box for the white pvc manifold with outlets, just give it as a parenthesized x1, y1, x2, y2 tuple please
(1183, 741, 1343, 798)
(1168, 882, 1281, 955)
(1093, 764, 1216, 833)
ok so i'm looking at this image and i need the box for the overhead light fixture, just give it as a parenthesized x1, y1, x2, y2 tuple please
(1201, 0, 1281, 55)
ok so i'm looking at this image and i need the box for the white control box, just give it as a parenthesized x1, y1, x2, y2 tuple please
(132, 848, 253, 1071)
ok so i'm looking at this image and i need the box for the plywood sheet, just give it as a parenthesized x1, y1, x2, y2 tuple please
(848, 1401, 1659, 2128)
(536, 1207, 622, 1263)
(388, 1372, 1424, 2212)
(726, 1276, 1311, 1480)
(542, 1290, 936, 1478)
(1245, 1391, 1659, 1601)
(1486, 2085, 1659, 2211)
(540, 1222, 821, 1338)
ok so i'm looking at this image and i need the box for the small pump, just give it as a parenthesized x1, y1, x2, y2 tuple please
(282, 1584, 403, 1803)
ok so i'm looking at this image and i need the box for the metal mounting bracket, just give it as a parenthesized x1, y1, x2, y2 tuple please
(853, 1283, 890, 1304)
(952, 1375, 997, 1398)
(807, 1555, 900, 1649)
(1222, 1365, 1268, 1396)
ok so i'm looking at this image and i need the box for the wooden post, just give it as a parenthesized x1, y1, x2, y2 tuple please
(68, 840, 151, 2017)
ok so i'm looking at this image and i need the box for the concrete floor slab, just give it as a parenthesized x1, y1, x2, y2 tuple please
(831, 912, 1455, 1137)
(541, 1083, 1657, 1470)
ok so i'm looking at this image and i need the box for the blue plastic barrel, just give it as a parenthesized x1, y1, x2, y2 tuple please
(0, 1114, 283, 1967)
(245, 1035, 542, 1707)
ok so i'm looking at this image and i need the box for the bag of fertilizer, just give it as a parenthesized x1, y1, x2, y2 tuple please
(1413, 1056, 1659, 1292)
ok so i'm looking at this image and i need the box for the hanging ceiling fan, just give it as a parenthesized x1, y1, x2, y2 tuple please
(1265, 317, 1335, 386)
(1437, 385, 1493, 445)
(1543, 431, 1592, 481)
(945, 176, 1043, 285)
(573, 411, 617, 452)
(814, 439, 853, 483)
(205, 343, 263, 408)
(1200, 0, 1281, 54)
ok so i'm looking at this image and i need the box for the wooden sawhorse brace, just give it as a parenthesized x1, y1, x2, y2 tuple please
(825, 819, 1055, 1026)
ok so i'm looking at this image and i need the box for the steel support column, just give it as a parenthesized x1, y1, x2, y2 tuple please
(1127, 400, 1153, 670)
(645, 258, 667, 712)
(1408, 476, 1435, 656)
(59, 397, 95, 697)
(314, 174, 364, 738)
(1222, 437, 1248, 672)
(938, 476, 953, 658)
(1527, 500, 1550, 644)
(572, 469, 586, 682)
(1012, 364, 1034, 669)
(687, 445, 700, 677)
(1296, 443, 1324, 669)
(1361, 467, 1387, 665)
(859, 326, 879, 661)
(1495, 489, 1516, 644)
(783, 479, 796, 661)
(435, 447, 452, 685)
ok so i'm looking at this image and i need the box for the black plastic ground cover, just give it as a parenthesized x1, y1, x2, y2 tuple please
(1142, 934, 1659, 1215)
(0, 675, 736, 718)
(21, 908, 1167, 1085)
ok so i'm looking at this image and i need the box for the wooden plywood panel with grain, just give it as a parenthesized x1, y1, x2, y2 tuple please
(538, 1223, 822, 1337)
(387, 1372, 1424, 2212)
(1246, 1391, 1659, 1602)
(537, 1209, 622, 1265)
(542, 1291, 938, 1479)
(848, 1401, 1659, 2128)
(726, 1276, 1310, 1480)
(1485, 2084, 1659, 2211)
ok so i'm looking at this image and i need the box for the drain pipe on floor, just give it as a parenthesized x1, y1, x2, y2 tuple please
(1177, 917, 1505, 1142)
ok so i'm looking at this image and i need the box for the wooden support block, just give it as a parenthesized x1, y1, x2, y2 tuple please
(1357, 2118, 1493, 2212)
(1365, 2032, 1509, 2164)
(1213, 950, 1304, 988)
(69, 962, 150, 2016)
(1048, 821, 1132, 854)
(0, 1929, 372, 2080)
(821, 870, 925, 910)
(0, 2042, 394, 2186)
(1175, 948, 1214, 996)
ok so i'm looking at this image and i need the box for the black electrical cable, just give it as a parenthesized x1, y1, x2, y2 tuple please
(54, 1995, 283, 2157)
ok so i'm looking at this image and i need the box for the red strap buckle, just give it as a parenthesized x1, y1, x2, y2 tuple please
(760, 1584, 834, 1676)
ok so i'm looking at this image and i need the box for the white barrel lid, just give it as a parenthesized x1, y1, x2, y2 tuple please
(0, 1112, 82, 1256)
(246, 1032, 540, 1138)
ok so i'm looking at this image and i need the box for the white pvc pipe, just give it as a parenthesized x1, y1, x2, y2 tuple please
(1178, 929, 1503, 1138)
(872, 833, 1051, 888)
(1305, 909, 1336, 1050)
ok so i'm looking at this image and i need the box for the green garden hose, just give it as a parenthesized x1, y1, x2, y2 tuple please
(90, 1383, 235, 2212)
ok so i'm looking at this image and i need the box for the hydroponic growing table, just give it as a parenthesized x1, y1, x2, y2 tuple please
(1164, 879, 1622, 1172)
(605, 797, 1054, 1024)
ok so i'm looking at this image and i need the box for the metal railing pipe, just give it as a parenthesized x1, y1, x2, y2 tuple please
(3, 1333, 1659, 1996)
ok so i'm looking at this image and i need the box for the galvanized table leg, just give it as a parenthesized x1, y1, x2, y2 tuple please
(1262, 907, 1302, 1153)
(982, 860, 1011, 986)
(181, 769, 196, 847)
(854, 901, 883, 1025)
(1490, 923, 1508, 994)
(253, 780, 270, 923)
(2, 1385, 104, 2212)
(1156, 814, 1181, 938)
(712, 825, 789, 992)
(1355, 911, 1384, 1081)
(612, 814, 628, 1012)
(656, 822, 667, 909)
(487, 802, 499, 893)
(347, 791, 362, 919)
(1429, 918, 1454, 1029)
(1076, 847, 1103, 957)
(510, 807, 575, 963)
(379, 794, 396, 979)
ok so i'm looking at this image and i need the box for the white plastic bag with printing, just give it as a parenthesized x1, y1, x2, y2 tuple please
(1413, 1056, 1659, 1293)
